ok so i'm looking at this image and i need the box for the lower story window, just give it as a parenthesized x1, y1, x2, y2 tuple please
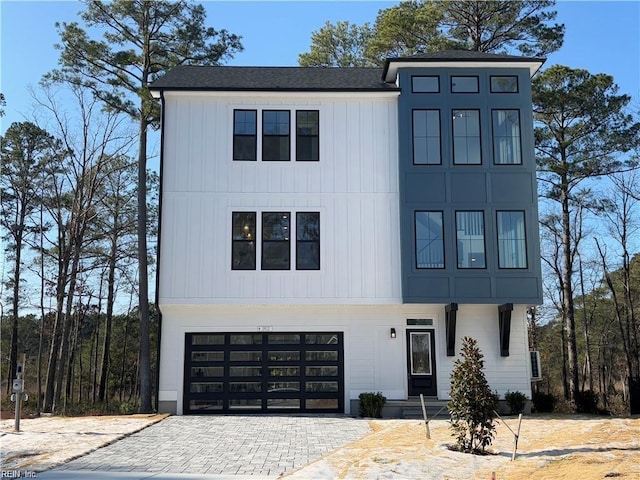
(497, 210, 527, 268)
(456, 211, 486, 268)
(232, 212, 256, 270)
(415, 211, 444, 268)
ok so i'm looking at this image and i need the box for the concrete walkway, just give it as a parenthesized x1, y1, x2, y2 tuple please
(38, 416, 372, 479)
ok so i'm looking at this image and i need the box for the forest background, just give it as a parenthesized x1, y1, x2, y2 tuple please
(1, 0, 639, 416)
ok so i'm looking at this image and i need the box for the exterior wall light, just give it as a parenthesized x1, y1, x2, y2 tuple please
(390, 328, 397, 339)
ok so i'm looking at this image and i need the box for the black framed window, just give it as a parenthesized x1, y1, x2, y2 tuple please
(452, 109, 481, 164)
(451, 76, 479, 93)
(412, 110, 441, 165)
(233, 110, 257, 161)
(415, 211, 444, 269)
(232, 212, 256, 270)
(497, 211, 527, 268)
(455, 211, 486, 269)
(263, 110, 290, 161)
(296, 111, 319, 161)
(412, 76, 440, 93)
(492, 109, 522, 164)
(490, 76, 519, 93)
(296, 212, 320, 270)
(262, 212, 290, 269)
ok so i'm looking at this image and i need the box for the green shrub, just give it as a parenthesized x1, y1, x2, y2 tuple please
(448, 337, 497, 453)
(532, 392, 556, 413)
(575, 390, 599, 414)
(505, 390, 528, 414)
(359, 392, 386, 418)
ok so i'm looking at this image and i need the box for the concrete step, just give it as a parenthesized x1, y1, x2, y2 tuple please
(382, 398, 450, 419)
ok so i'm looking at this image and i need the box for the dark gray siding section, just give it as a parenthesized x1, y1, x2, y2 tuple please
(398, 67, 543, 304)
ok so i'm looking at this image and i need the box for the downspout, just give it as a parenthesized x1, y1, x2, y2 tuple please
(154, 90, 166, 412)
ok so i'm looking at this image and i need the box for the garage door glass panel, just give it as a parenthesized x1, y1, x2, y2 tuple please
(267, 399, 300, 409)
(306, 381, 338, 392)
(230, 334, 262, 345)
(306, 334, 338, 344)
(269, 366, 300, 376)
(306, 351, 338, 361)
(190, 400, 223, 411)
(192, 334, 224, 345)
(230, 351, 262, 361)
(306, 399, 338, 409)
(191, 352, 224, 362)
(306, 366, 338, 376)
(192, 366, 224, 377)
(230, 366, 262, 376)
(229, 399, 261, 409)
(268, 351, 300, 361)
(268, 334, 300, 344)
(268, 381, 300, 392)
(230, 382, 262, 393)
(190, 382, 223, 393)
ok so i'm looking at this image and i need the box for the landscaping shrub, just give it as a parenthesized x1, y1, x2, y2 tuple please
(575, 390, 599, 414)
(532, 392, 556, 413)
(359, 392, 386, 418)
(505, 390, 527, 414)
(448, 337, 497, 453)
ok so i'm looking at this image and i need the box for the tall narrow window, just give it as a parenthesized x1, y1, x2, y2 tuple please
(456, 211, 485, 268)
(232, 212, 256, 270)
(263, 111, 290, 161)
(262, 212, 290, 270)
(452, 109, 481, 164)
(413, 110, 441, 165)
(233, 110, 257, 161)
(296, 111, 319, 161)
(497, 211, 527, 268)
(492, 109, 522, 164)
(415, 211, 444, 269)
(296, 212, 320, 270)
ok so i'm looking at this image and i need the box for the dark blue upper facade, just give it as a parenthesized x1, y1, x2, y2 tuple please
(394, 56, 543, 305)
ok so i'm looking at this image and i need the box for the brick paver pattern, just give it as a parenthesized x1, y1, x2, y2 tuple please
(53, 416, 372, 477)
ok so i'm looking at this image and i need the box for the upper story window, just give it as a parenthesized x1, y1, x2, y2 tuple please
(490, 76, 519, 93)
(262, 212, 291, 269)
(296, 212, 320, 270)
(415, 211, 444, 269)
(492, 109, 522, 164)
(451, 76, 479, 93)
(232, 212, 257, 270)
(412, 110, 441, 165)
(296, 111, 319, 161)
(497, 211, 527, 269)
(262, 110, 290, 161)
(452, 109, 481, 165)
(412, 75, 440, 93)
(233, 110, 257, 161)
(456, 211, 486, 269)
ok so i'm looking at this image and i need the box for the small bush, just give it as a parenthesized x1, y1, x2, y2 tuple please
(505, 390, 527, 415)
(575, 390, 599, 414)
(532, 392, 556, 413)
(359, 392, 386, 418)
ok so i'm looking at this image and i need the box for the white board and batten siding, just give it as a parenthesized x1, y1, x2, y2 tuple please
(159, 92, 402, 305)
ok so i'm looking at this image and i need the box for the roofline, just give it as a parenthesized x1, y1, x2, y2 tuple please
(149, 86, 400, 98)
(382, 56, 546, 82)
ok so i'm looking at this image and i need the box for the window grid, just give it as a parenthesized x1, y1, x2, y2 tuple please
(262, 212, 291, 270)
(492, 109, 522, 164)
(497, 211, 528, 269)
(412, 110, 441, 165)
(455, 211, 486, 269)
(452, 109, 482, 165)
(262, 110, 290, 161)
(231, 212, 256, 270)
(233, 110, 257, 161)
(296, 111, 319, 161)
(296, 212, 320, 270)
(415, 211, 445, 269)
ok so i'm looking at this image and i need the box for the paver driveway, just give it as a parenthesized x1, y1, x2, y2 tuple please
(47, 415, 372, 477)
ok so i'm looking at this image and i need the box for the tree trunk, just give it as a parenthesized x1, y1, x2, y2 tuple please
(99, 241, 117, 402)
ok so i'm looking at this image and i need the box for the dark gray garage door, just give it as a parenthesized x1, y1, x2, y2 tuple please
(184, 332, 344, 414)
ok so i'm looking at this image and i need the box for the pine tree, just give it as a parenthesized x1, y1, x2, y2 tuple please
(448, 336, 497, 453)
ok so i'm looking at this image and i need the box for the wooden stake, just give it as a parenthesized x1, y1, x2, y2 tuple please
(511, 413, 523, 461)
(420, 394, 430, 439)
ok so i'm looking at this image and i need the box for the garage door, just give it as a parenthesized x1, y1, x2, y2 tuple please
(184, 332, 344, 414)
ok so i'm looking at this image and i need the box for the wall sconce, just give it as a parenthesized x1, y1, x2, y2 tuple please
(390, 328, 397, 339)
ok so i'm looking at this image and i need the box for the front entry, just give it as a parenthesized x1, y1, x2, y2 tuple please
(406, 329, 437, 396)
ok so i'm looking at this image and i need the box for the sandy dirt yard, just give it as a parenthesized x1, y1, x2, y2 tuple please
(1, 413, 639, 479)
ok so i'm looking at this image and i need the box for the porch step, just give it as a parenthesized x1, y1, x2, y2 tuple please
(382, 398, 450, 419)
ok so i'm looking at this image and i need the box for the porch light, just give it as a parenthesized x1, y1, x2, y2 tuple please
(390, 328, 397, 339)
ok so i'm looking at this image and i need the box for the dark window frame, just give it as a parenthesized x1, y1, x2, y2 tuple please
(231, 212, 257, 270)
(414, 211, 445, 269)
(492, 109, 522, 165)
(296, 212, 320, 270)
(233, 109, 257, 161)
(296, 110, 319, 162)
(455, 210, 487, 269)
(262, 110, 291, 161)
(496, 210, 528, 269)
(412, 109, 442, 165)
(411, 75, 440, 93)
(490, 75, 519, 93)
(261, 211, 291, 270)
(450, 75, 479, 93)
(452, 109, 482, 165)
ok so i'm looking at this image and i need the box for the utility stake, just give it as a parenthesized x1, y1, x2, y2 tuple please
(494, 410, 523, 461)
(420, 394, 430, 439)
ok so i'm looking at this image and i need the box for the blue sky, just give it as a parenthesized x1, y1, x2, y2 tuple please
(1, 0, 639, 131)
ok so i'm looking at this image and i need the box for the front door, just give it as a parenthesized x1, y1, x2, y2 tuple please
(406, 329, 437, 397)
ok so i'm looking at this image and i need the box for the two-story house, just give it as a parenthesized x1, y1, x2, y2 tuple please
(150, 51, 544, 415)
